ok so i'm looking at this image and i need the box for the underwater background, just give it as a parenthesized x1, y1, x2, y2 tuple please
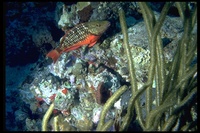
(5, 2, 197, 131)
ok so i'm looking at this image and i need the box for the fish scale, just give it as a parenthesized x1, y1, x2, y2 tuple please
(47, 20, 110, 63)
(61, 23, 89, 48)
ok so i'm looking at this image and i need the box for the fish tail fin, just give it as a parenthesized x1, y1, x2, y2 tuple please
(46, 48, 61, 63)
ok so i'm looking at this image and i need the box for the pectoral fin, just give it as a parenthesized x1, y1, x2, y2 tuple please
(88, 41, 97, 47)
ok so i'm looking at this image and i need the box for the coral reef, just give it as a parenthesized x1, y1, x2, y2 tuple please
(57, 4, 78, 29)
(75, 116, 93, 131)
(77, 2, 93, 22)
(6, 2, 197, 131)
(112, 2, 196, 131)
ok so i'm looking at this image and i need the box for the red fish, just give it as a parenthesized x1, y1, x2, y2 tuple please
(47, 21, 110, 63)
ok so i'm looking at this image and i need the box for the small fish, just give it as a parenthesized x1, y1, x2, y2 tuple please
(47, 21, 110, 63)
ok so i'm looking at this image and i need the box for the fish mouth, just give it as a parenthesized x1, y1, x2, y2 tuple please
(102, 21, 110, 32)
(98, 21, 111, 35)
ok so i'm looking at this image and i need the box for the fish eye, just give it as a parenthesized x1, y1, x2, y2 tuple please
(96, 24, 100, 27)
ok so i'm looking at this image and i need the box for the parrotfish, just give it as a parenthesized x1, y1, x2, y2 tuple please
(47, 21, 110, 63)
